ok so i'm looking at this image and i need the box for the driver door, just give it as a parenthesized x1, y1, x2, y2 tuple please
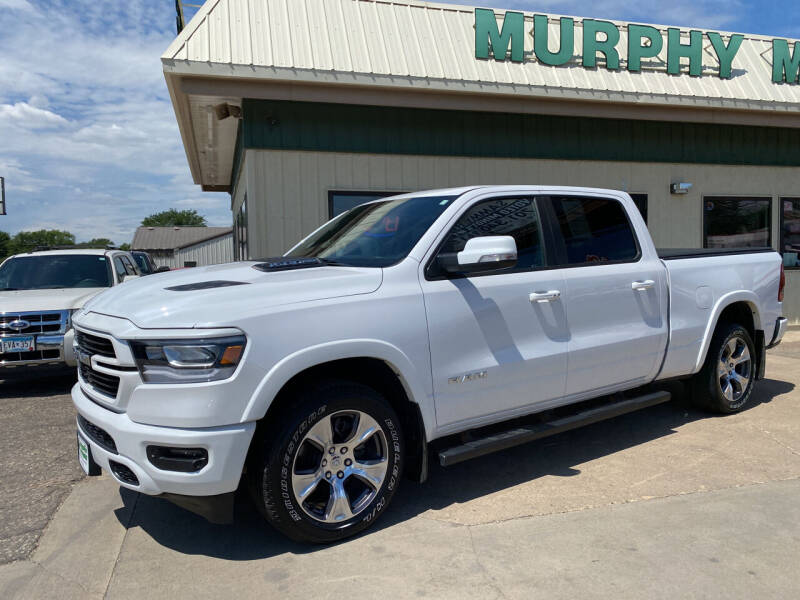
(420, 195, 568, 431)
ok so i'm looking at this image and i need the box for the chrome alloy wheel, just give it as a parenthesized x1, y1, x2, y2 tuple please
(291, 410, 389, 523)
(717, 336, 752, 403)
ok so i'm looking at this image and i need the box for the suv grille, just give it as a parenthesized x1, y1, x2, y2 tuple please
(0, 311, 66, 335)
(79, 363, 120, 398)
(75, 331, 116, 358)
(78, 414, 118, 454)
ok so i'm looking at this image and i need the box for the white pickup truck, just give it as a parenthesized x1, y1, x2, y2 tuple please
(71, 186, 787, 543)
(0, 249, 141, 371)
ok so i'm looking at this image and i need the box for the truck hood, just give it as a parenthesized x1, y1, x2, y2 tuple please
(82, 262, 384, 329)
(0, 287, 107, 313)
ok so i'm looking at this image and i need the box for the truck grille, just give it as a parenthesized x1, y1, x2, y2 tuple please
(78, 414, 118, 454)
(79, 363, 120, 398)
(0, 311, 66, 335)
(75, 331, 116, 358)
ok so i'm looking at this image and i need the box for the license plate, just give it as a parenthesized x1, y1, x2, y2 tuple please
(78, 433, 90, 475)
(1, 336, 35, 353)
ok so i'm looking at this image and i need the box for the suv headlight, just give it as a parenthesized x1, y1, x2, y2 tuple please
(129, 336, 246, 384)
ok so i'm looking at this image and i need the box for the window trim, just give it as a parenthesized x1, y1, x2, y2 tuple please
(780, 196, 800, 270)
(538, 194, 643, 270)
(424, 194, 550, 281)
(327, 190, 405, 220)
(702, 195, 773, 250)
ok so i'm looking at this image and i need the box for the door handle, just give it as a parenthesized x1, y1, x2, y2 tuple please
(530, 290, 561, 303)
(632, 280, 655, 291)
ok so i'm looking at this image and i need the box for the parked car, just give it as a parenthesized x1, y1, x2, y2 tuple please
(0, 248, 140, 370)
(71, 186, 786, 543)
(130, 251, 157, 275)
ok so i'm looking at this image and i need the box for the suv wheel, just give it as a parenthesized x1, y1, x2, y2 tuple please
(249, 380, 404, 543)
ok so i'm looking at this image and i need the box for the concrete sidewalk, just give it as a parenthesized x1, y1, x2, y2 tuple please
(2, 335, 800, 599)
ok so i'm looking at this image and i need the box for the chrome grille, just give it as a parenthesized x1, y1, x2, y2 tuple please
(0, 311, 67, 335)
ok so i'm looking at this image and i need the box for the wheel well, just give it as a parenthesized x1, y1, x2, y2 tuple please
(716, 302, 756, 339)
(255, 358, 428, 482)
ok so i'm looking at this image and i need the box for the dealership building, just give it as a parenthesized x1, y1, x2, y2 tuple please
(162, 0, 800, 322)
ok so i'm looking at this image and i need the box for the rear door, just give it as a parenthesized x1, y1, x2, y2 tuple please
(421, 194, 568, 430)
(541, 194, 669, 397)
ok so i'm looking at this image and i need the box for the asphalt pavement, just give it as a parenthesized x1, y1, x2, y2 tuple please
(1, 333, 799, 598)
(0, 368, 81, 564)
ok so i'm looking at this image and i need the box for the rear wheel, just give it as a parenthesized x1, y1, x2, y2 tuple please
(691, 323, 756, 413)
(249, 380, 404, 543)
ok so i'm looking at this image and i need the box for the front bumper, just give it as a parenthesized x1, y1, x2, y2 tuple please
(767, 317, 789, 349)
(0, 329, 75, 368)
(72, 383, 256, 497)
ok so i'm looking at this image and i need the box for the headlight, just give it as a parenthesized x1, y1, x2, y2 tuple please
(129, 336, 246, 384)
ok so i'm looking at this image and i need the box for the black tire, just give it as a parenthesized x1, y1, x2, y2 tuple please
(690, 323, 756, 414)
(248, 380, 404, 544)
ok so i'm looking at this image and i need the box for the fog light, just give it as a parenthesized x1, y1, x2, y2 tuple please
(146, 446, 208, 473)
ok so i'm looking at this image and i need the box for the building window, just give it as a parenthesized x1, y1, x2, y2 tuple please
(782, 197, 800, 268)
(703, 197, 771, 249)
(328, 191, 403, 219)
(630, 193, 648, 223)
(234, 195, 248, 261)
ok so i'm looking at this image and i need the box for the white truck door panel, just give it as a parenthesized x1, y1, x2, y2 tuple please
(562, 263, 668, 395)
(424, 271, 568, 428)
(421, 195, 568, 430)
(543, 194, 669, 397)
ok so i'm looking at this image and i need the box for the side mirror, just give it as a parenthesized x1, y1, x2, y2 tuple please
(154, 266, 171, 273)
(439, 236, 517, 274)
(122, 275, 140, 283)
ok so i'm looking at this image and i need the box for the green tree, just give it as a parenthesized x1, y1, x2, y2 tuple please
(9, 230, 75, 255)
(80, 238, 114, 248)
(141, 209, 206, 227)
(119, 243, 131, 251)
(0, 231, 10, 261)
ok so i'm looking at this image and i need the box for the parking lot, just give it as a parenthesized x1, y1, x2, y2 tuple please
(1, 333, 799, 599)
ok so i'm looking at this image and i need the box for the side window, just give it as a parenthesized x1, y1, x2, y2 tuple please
(113, 257, 126, 283)
(549, 196, 639, 265)
(437, 196, 544, 272)
(121, 256, 137, 275)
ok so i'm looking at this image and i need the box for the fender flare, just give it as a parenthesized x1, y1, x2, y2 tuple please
(693, 290, 762, 373)
(241, 339, 436, 440)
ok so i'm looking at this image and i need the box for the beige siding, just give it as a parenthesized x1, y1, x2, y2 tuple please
(243, 148, 797, 251)
(784, 272, 800, 325)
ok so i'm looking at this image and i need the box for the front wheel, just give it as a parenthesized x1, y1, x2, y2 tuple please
(249, 380, 404, 543)
(691, 323, 756, 414)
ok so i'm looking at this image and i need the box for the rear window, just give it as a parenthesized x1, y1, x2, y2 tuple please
(549, 196, 639, 265)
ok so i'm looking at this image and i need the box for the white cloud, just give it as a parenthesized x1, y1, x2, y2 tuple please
(0, 102, 68, 128)
(0, 0, 229, 244)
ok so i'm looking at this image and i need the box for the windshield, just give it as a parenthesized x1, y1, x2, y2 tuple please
(286, 195, 457, 267)
(0, 255, 113, 290)
(132, 253, 152, 275)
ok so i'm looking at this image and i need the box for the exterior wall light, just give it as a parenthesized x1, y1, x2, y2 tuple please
(670, 182, 693, 195)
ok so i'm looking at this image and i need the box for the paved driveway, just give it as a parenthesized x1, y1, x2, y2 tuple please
(0, 368, 81, 564)
(1, 333, 799, 599)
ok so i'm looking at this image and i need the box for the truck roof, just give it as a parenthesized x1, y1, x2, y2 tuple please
(13, 249, 119, 257)
(385, 185, 630, 200)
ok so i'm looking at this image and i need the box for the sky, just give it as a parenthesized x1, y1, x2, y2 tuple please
(0, 0, 797, 244)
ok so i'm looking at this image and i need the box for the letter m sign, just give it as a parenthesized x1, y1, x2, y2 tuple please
(475, 9, 524, 62)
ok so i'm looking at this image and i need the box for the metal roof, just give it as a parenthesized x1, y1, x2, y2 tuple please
(131, 227, 233, 251)
(164, 0, 800, 112)
(162, 0, 800, 189)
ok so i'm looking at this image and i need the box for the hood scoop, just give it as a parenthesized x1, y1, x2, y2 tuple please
(165, 280, 249, 292)
(252, 257, 324, 272)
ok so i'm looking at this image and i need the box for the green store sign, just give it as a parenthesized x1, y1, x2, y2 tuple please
(475, 8, 800, 83)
